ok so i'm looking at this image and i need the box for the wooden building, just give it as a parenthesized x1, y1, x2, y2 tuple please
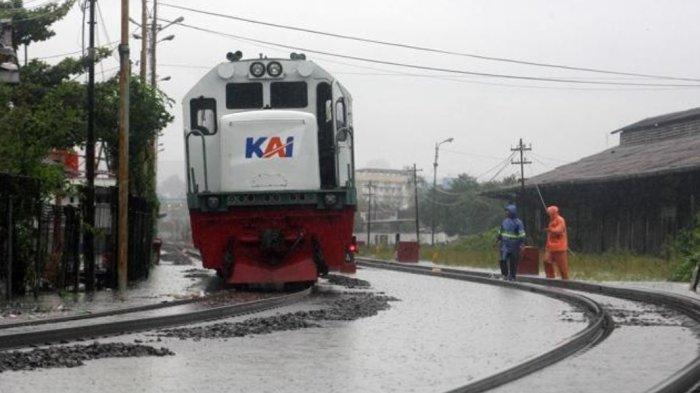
(497, 107, 700, 254)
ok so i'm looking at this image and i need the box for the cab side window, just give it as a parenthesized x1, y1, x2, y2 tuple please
(335, 99, 346, 130)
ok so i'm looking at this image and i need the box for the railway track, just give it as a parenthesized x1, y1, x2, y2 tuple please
(0, 288, 311, 351)
(357, 257, 700, 393)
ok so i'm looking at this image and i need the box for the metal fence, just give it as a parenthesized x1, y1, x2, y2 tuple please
(0, 174, 155, 299)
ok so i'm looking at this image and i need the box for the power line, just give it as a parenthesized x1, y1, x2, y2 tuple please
(476, 152, 516, 180)
(158, 2, 700, 83)
(159, 19, 700, 88)
(158, 60, 698, 92)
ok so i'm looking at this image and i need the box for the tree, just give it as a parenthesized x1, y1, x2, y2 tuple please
(420, 174, 518, 237)
(0, 0, 74, 49)
(0, 49, 111, 193)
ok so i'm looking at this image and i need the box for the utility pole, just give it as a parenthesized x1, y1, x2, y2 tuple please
(118, 0, 130, 292)
(511, 138, 532, 227)
(84, 0, 97, 291)
(511, 138, 532, 193)
(364, 182, 374, 246)
(412, 164, 421, 245)
(150, 0, 157, 87)
(139, 0, 147, 83)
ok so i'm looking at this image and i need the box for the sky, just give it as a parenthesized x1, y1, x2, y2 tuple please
(25, 0, 700, 187)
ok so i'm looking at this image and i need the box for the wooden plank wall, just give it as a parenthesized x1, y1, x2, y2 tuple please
(516, 170, 699, 255)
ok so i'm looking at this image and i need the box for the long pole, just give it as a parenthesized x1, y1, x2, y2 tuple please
(84, 0, 96, 291)
(149, 0, 159, 202)
(139, 0, 147, 83)
(431, 143, 438, 246)
(366, 181, 372, 246)
(118, 0, 130, 292)
(412, 163, 420, 244)
(150, 0, 157, 87)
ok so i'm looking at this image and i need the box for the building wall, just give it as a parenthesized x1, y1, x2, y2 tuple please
(356, 168, 412, 208)
(620, 118, 700, 146)
(517, 170, 699, 255)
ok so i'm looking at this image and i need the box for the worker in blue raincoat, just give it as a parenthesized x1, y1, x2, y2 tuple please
(496, 204, 526, 281)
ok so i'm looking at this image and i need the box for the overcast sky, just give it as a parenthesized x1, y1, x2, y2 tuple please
(27, 0, 700, 186)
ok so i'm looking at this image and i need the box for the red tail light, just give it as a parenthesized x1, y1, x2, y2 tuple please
(348, 244, 357, 253)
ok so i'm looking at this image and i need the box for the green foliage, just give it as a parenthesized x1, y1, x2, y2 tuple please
(670, 215, 700, 282)
(422, 174, 518, 236)
(361, 236, 674, 281)
(95, 77, 174, 201)
(0, 0, 74, 48)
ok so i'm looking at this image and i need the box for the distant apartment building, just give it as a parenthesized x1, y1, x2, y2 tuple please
(356, 167, 412, 219)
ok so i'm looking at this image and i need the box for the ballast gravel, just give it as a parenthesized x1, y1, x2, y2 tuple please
(157, 292, 398, 341)
(0, 342, 174, 373)
(324, 274, 371, 289)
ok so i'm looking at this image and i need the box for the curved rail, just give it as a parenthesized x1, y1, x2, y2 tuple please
(357, 258, 612, 393)
(358, 257, 700, 393)
(0, 288, 311, 351)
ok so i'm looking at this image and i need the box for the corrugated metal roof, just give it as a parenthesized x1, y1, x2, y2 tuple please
(524, 134, 700, 188)
(612, 106, 700, 134)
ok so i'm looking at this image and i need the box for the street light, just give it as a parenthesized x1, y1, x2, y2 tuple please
(157, 34, 175, 43)
(431, 137, 454, 246)
(158, 16, 184, 32)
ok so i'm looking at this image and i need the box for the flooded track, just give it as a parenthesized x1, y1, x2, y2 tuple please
(1, 262, 596, 393)
(0, 289, 310, 350)
(358, 258, 700, 392)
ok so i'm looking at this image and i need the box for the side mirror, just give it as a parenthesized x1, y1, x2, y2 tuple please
(336, 127, 351, 142)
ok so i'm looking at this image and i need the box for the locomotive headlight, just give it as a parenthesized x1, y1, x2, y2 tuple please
(206, 196, 220, 210)
(266, 61, 283, 77)
(249, 61, 266, 77)
(324, 194, 337, 206)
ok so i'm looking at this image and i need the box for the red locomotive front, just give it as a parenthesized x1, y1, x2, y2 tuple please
(184, 54, 356, 287)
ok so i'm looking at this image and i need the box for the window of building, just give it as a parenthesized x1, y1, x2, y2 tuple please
(271, 81, 308, 108)
(226, 83, 263, 109)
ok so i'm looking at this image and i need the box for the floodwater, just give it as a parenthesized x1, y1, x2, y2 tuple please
(492, 292, 699, 393)
(0, 251, 219, 325)
(0, 267, 584, 393)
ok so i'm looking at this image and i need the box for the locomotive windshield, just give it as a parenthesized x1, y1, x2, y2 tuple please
(226, 82, 263, 109)
(271, 81, 308, 108)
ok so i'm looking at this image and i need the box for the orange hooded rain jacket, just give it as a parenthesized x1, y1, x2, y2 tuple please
(546, 206, 568, 252)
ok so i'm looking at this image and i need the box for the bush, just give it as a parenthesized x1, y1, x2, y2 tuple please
(670, 215, 700, 282)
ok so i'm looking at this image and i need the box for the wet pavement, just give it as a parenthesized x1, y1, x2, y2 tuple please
(492, 291, 699, 393)
(0, 267, 584, 393)
(0, 249, 220, 326)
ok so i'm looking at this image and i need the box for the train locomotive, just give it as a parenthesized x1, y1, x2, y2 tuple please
(183, 52, 357, 287)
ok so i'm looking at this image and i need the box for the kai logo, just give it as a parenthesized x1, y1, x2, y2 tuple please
(245, 136, 294, 159)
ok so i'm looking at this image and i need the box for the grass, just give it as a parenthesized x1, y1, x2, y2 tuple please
(359, 229, 681, 282)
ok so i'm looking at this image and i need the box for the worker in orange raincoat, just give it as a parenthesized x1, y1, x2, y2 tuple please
(545, 206, 569, 280)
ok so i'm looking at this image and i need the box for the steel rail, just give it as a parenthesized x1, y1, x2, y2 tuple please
(0, 288, 311, 351)
(358, 257, 700, 393)
(0, 296, 207, 330)
(356, 258, 612, 393)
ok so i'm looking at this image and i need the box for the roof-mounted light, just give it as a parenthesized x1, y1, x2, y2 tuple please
(249, 61, 265, 77)
(266, 61, 283, 77)
(226, 50, 243, 62)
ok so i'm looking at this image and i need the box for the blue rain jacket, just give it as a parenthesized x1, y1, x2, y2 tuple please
(498, 205, 526, 259)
